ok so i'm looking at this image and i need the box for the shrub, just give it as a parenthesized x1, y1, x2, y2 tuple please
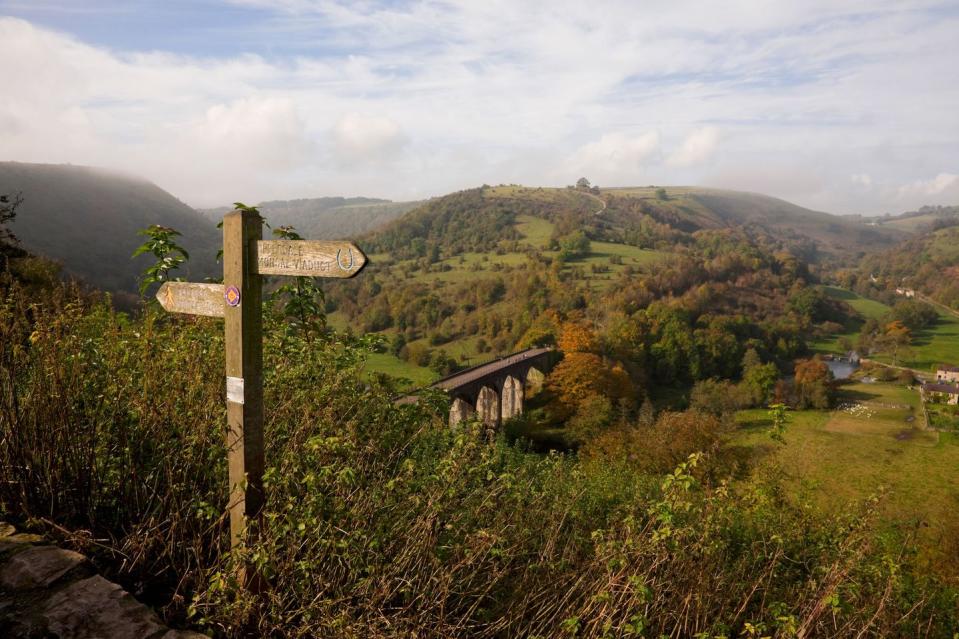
(690, 378, 747, 416)
(1, 277, 955, 637)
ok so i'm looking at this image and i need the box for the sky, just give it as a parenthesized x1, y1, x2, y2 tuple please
(1, 1, 958, 213)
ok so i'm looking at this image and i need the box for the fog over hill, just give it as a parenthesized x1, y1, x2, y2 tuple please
(0, 163, 419, 298)
(0, 162, 220, 299)
(198, 196, 420, 240)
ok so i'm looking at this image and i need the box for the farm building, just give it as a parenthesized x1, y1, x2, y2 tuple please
(920, 382, 959, 405)
(935, 365, 959, 383)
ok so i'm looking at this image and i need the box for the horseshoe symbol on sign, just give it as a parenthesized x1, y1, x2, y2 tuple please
(336, 248, 355, 271)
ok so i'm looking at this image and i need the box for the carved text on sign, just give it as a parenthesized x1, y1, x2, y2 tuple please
(255, 240, 367, 278)
(156, 282, 225, 318)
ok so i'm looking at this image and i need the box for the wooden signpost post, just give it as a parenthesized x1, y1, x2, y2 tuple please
(156, 209, 366, 558)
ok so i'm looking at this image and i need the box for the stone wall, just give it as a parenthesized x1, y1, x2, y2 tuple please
(0, 521, 206, 639)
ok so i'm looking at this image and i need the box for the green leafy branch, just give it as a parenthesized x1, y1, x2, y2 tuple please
(132, 224, 189, 296)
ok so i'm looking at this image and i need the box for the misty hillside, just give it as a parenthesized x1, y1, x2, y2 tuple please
(861, 204, 959, 234)
(199, 196, 420, 240)
(0, 162, 219, 297)
(601, 186, 905, 259)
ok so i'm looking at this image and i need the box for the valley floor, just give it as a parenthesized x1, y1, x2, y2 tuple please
(813, 286, 959, 372)
(734, 380, 959, 580)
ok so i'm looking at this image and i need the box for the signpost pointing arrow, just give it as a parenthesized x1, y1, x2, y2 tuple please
(155, 209, 367, 578)
(156, 282, 225, 318)
(256, 240, 367, 277)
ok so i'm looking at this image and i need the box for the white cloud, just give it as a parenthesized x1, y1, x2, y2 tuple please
(668, 127, 720, 167)
(0, 2, 957, 213)
(851, 173, 873, 187)
(331, 113, 407, 166)
(898, 173, 959, 198)
(194, 98, 312, 169)
(571, 131, 660, 178)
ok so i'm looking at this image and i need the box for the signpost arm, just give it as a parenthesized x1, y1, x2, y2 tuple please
(223, 210, 265, 552)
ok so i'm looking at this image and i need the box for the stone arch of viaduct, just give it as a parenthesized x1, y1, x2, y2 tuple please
(432, 347, 558, 428)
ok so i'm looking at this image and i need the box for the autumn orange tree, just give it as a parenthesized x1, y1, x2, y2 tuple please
(794, 357, 834, 409)
(876, 319, 913, 365)
(547, 321, 633, 414)
(557, 320, 598, 353)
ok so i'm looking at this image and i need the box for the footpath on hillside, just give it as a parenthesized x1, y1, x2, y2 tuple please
(0, 521, 205, 639)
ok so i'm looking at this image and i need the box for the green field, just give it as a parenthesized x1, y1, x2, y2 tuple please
(325, 312, 437, 386)
(585, 240, 665, 265)
(894, 309, 959, 371)
(734, 381, 959, 577)
(811, 286, 891, 354)
(822, 285, 890, 320)
(362, 352, 437, 386)
(876, 213, 942, 233)
(515, 214, 554, 248)
(813, 287, 959, 372)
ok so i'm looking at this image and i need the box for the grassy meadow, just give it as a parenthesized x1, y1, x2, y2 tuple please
(814, 286, 959, 372)
(735, 380, 959, 578)
(810, 286, 890, 354)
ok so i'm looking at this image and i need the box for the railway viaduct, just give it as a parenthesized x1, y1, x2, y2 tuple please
(428, 347, 559, 427)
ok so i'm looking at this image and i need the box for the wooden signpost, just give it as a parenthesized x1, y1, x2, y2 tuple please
(156, 209, 366, 557)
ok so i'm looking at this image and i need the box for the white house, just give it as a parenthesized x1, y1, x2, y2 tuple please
(936, 365, 959, 383)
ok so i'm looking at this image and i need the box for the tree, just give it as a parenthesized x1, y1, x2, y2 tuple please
(741, 359, 779, 407)
(516, 310, 560, 349)
(874, 320, 912, 365)
(0, 192, 24, 272)
(889, 299, 937, 330)
(794, 358, 835, 409)
(741, 347, 762, 373)
(584, 411, 724, 473)
(787, 287, 831, 323)
(576, 177, 591, 189)
(557, 321, 598, 354)
(557, 231, 591, 261)
(0, 192, 22, 247)
(655, 187, 668, 201)
(389, 333, 407, 356)
(565, 394, 614, 445)
(690, 378, 746, 416)
(547, 352, 632, 412)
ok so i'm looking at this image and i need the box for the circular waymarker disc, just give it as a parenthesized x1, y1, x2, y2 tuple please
(224, 285, 241, 307)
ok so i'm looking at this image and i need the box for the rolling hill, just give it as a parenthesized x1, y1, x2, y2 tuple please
(599, 186, 905, 259)
(863, 204, 959, 234)
(0, 163, 912, 313)
(327, 184, 877, 385)
(198, 196, 420, 240)
(0, 163, 419, 300)
(851, 222, 959, 310)
(0, 162, 220, 298)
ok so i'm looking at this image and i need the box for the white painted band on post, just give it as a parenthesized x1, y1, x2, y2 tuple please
(226, 376, 245, 405)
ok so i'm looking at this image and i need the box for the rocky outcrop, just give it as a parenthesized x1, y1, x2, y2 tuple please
(0, 521, 206, 638)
